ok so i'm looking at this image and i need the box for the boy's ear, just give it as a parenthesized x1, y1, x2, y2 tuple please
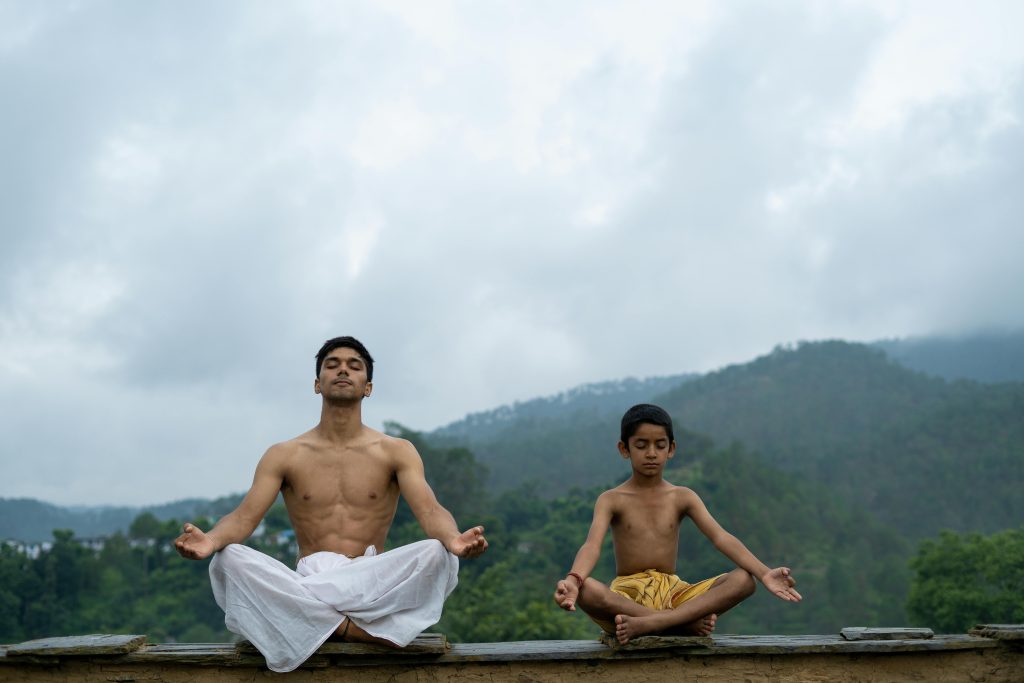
(667, 440, 677, 458)
(617, 441, 630, 459)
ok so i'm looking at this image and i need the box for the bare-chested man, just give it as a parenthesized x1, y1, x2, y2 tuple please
(553, 404, 800, 644)
(175, 336, 487, 672)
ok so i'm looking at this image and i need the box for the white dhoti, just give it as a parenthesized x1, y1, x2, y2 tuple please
(209, 539, 459, 673)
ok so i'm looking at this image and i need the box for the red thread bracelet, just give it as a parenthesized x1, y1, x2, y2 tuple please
(567, 571, 585, 591)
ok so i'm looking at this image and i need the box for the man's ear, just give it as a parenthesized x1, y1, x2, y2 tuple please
(314, 378, 321, 395)
(364, 381, 373, 398)
(617, 441, 630, 459)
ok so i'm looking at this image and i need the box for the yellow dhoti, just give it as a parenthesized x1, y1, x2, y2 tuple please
(589, 569, 723, 633)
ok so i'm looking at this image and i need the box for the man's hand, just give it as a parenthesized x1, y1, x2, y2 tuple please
(447, 526, 488, 558)
(175, 522, 216, 560)
(553, 578, 580, 611)
(762, 567, 802, 602)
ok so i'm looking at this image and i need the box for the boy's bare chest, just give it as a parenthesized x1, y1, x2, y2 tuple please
(612, 497, 683, 536)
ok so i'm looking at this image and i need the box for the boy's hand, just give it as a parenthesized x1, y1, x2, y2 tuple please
(762, 567, 802, 602)
(175, 523, 215, 560)
(553, 578, 580, 611)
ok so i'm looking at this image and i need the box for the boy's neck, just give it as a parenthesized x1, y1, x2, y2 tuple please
(627, 472, 670, 489)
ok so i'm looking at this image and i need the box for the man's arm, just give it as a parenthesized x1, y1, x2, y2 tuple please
(174, 445, 287, 561)
(683, 488, 802, 602)
(394, 439, 488, 558)
(554, 492, 613, 611)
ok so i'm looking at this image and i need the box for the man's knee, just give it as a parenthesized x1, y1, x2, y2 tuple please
(410, 539, 453, 569)
(209, 543, 249, 574)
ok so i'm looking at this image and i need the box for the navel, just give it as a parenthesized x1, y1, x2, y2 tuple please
(368, 492, 378, 499)
(303, 492, 312, 501)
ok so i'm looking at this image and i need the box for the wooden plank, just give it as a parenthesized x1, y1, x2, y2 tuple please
(969, 624, 1024, 640)
(841, 627, 934, 641)
(6, 634, 147, 657)
(235, 632, 449, 657)
(599, 633, 712, 650)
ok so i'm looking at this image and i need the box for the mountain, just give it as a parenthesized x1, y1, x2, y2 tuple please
(874, 330, 1024, 383)
(0, 495, 244, 543)
(434, 373, 695, 441)
(654, 341, 1024, 538)
(431, 341, 1024, 540)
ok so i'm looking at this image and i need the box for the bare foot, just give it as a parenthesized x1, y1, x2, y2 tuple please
(677, 613, 717, 637)
(614, 612, 717, 644)
(331, 618, 399, 648)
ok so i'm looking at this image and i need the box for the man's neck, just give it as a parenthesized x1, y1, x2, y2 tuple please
(316, 400, 365, 442)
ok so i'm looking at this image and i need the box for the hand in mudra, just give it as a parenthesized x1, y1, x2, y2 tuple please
(763, 567, 802, 602)
(448, 526, 488, 558)
(175, 522, 216, 560)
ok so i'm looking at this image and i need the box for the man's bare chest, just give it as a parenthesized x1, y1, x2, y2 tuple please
(283, 457, 397, 506)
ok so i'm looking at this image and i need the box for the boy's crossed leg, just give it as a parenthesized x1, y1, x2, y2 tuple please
(578, 569, 755, 644)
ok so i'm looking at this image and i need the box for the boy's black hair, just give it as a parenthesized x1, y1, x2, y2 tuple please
(620, 403, 675, 445)
(315, 336, 374, 381)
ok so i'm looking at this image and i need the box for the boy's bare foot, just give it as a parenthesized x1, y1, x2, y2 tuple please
(331, 618, 399, 648)
(614, 612, 717, 644)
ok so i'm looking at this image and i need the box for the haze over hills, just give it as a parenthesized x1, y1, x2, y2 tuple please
(3, 332, 1021, 543)
(873, 330, 1024, 383)
(430, 335, 1024, 541)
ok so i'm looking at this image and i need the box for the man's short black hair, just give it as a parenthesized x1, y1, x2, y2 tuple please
(620, 403, 675, 445)
(315, 336, 374, 381)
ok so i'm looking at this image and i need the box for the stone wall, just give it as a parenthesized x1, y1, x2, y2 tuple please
(2, 628, 1021, 682)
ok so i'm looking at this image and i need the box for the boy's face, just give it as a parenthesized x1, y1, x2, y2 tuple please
(618, 422, 676, 476)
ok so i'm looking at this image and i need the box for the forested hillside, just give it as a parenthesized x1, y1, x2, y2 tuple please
(654, 341, 1024, 539)
(0, 425, 911, 644)
(436, 341, 1024, 540)
(3, 336, 1020, 644)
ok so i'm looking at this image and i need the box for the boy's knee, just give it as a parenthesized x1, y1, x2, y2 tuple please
(734, 570, 756, 598)
(577, 578, 610, 609)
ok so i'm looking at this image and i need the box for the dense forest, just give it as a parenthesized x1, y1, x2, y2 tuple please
(2, 339, 1022, 644)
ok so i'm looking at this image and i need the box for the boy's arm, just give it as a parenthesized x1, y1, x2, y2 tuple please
(554, 492, 613, 611)
(175, 445, 286, 560)
(682, 488, 802, 603)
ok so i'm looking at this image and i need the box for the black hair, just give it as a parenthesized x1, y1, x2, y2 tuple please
(620, 403, 675, 445)
(315, 336, 374, 381)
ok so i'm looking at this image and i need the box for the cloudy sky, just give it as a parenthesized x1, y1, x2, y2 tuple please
(2, 1, 1022, 506)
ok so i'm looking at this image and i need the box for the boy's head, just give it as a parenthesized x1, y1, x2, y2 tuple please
(316, 336, 374, 381)
(620, 403, 675, 447)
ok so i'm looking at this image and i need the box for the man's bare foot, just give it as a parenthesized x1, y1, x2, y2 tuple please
(614, 612, 717, 644)
(331, 618, 399, 648)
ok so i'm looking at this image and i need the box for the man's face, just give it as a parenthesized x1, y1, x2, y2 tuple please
(618, 422, 675, 475)
(315, 346, 372, 402)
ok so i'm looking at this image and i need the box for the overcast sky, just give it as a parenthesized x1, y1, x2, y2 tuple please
(2, 1, 1022, 506)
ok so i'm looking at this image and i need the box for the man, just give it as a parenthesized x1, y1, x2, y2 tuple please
(175, 336, 488, 672)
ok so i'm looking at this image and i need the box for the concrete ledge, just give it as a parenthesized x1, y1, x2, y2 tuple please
(2, 627, 1022, 682)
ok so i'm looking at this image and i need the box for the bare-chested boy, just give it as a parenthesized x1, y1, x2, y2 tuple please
(175, 336, 488, 672)
(553, 404, 800, 644)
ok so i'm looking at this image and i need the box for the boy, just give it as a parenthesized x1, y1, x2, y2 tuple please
(553, 404, 801, 643)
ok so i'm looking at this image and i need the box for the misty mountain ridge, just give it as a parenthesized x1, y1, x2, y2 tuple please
(433, 372, 696, 442)
(4, 331, 1020, 543)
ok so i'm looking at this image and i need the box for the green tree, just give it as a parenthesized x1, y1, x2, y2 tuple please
(907, 527, 1024, 633)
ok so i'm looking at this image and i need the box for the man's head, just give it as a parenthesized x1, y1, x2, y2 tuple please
(315, 336, 374, 381)
(620, 403, 675, 446)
